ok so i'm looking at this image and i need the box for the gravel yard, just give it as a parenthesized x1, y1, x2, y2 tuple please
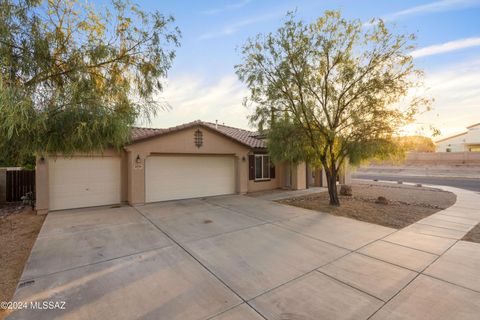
(462, 224, 480, 243)
(0, 206, 45, 308)
(278, 181, 456, 229)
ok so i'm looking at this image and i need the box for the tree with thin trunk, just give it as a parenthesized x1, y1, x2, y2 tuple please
(0, 0, 180, 164)
(235, 11, 430, 206)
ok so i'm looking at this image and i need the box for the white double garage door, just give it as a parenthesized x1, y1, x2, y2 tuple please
(49, 155, 236, 210)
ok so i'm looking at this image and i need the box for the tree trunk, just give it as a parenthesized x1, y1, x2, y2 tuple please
(325, 166, 340, 206)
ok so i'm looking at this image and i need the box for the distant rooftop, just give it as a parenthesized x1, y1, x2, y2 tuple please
(436, 122, 480, 143)
(466, 123, 480, 129)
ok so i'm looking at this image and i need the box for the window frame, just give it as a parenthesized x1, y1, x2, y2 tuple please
(254, 154, 270, 181)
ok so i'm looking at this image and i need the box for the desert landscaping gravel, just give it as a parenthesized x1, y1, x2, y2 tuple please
(462, 223, 480, 243)
(278, 181, 456, 229)
(0, 207, 45, 309)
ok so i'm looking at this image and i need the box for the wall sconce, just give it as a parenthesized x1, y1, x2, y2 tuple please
(242, 156, 246, 161)
(39, 156, 45, 164)
(136, 155, 141, 164)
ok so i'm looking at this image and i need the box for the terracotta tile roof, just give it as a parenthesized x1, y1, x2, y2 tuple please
(202, 122, 266, 149)
(131, 120, 266, 149)
(131, 127, 165, 141)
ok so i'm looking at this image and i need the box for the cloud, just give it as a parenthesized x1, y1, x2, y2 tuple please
(197, 12, 281, 40)
(201, 0, 252, 15)
(385, 0, 480, 21)
(412, 59, 480, 137)
(411, 37, 480, 58)
(146, 57, 480, 140)
(148, 74, 252, 129)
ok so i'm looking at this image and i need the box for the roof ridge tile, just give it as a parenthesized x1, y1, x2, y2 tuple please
(131, 120, 265, 149)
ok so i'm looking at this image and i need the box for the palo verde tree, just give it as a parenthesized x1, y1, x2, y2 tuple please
(0, 0, 180, 164)
(236, 11, 430, 205)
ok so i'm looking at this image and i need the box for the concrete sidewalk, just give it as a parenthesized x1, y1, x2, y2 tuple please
(364, 185, 480, 319)
(249, 184, 480, 319)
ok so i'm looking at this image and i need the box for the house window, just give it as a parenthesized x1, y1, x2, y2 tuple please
(255, 155, 270, 180)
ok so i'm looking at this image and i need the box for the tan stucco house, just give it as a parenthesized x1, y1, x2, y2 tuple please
(35, 120, 350, 214)
(435, 123, 480, 152)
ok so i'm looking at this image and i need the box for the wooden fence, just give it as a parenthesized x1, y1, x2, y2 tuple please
(6, 169, 35, 202)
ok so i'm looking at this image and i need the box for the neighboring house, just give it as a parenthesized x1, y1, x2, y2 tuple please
(435, 123, 480, 152)
(35, 120, 350, 214)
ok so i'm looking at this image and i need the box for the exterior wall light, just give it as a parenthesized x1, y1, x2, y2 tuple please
(136, 155, 141, 163)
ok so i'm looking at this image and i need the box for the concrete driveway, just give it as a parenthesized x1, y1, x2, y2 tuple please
(7, 189, 480, 319)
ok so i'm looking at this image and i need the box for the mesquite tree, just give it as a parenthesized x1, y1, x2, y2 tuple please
(0, 0, 180, 164)
(236, 11, 429, 205)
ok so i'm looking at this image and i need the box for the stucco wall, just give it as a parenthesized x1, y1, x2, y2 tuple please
(36, 125, 316, 212)
(247, 161, 285, 192)
(35, 158, 49, 214)
(436, 126, 480, 152)
(436, 136, 468, 152)
(406, 152, 480, 165)
(124, 125, 252, 205)
(246, 161, 309, 192)
(292, 162, 307, 190)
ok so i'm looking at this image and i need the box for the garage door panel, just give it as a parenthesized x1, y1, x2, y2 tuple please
(49, 158, 121, 210)
(146, 156, 235, 202)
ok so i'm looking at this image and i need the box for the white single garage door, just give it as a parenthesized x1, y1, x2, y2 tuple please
(146, 155, 235, 202)
(49, 157, 121, 210)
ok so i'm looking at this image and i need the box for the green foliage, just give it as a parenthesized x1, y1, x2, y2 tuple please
(0, 0, 180, 163)
(267, 118, 313, 165)
(0, 148, 35, 169)
(236, 11, 430, 205)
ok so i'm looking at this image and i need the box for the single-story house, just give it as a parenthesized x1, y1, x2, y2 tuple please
(435, 123, 480, 152)
(35, 120, 351, 214)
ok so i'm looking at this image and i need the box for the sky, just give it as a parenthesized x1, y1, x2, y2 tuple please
(99, 0, 480, 139)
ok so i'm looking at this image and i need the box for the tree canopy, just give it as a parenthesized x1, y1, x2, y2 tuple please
(236, 11, 430, 205)
(0, 0, 180, 164)
(396, 135, 436, 153)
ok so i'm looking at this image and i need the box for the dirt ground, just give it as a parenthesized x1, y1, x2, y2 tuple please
(278, 182, 456, 229)
(462, 224, 480, 243)
(0, 205, 45, 308)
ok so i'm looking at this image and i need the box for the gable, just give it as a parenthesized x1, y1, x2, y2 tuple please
(435, 132, 467, 144)
(125, 125, 251, 155)
(130, 120, 266, 149)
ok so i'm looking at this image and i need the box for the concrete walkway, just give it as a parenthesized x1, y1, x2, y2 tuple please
(361, 185, 480, 319)
(6, 186, 480, 319)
